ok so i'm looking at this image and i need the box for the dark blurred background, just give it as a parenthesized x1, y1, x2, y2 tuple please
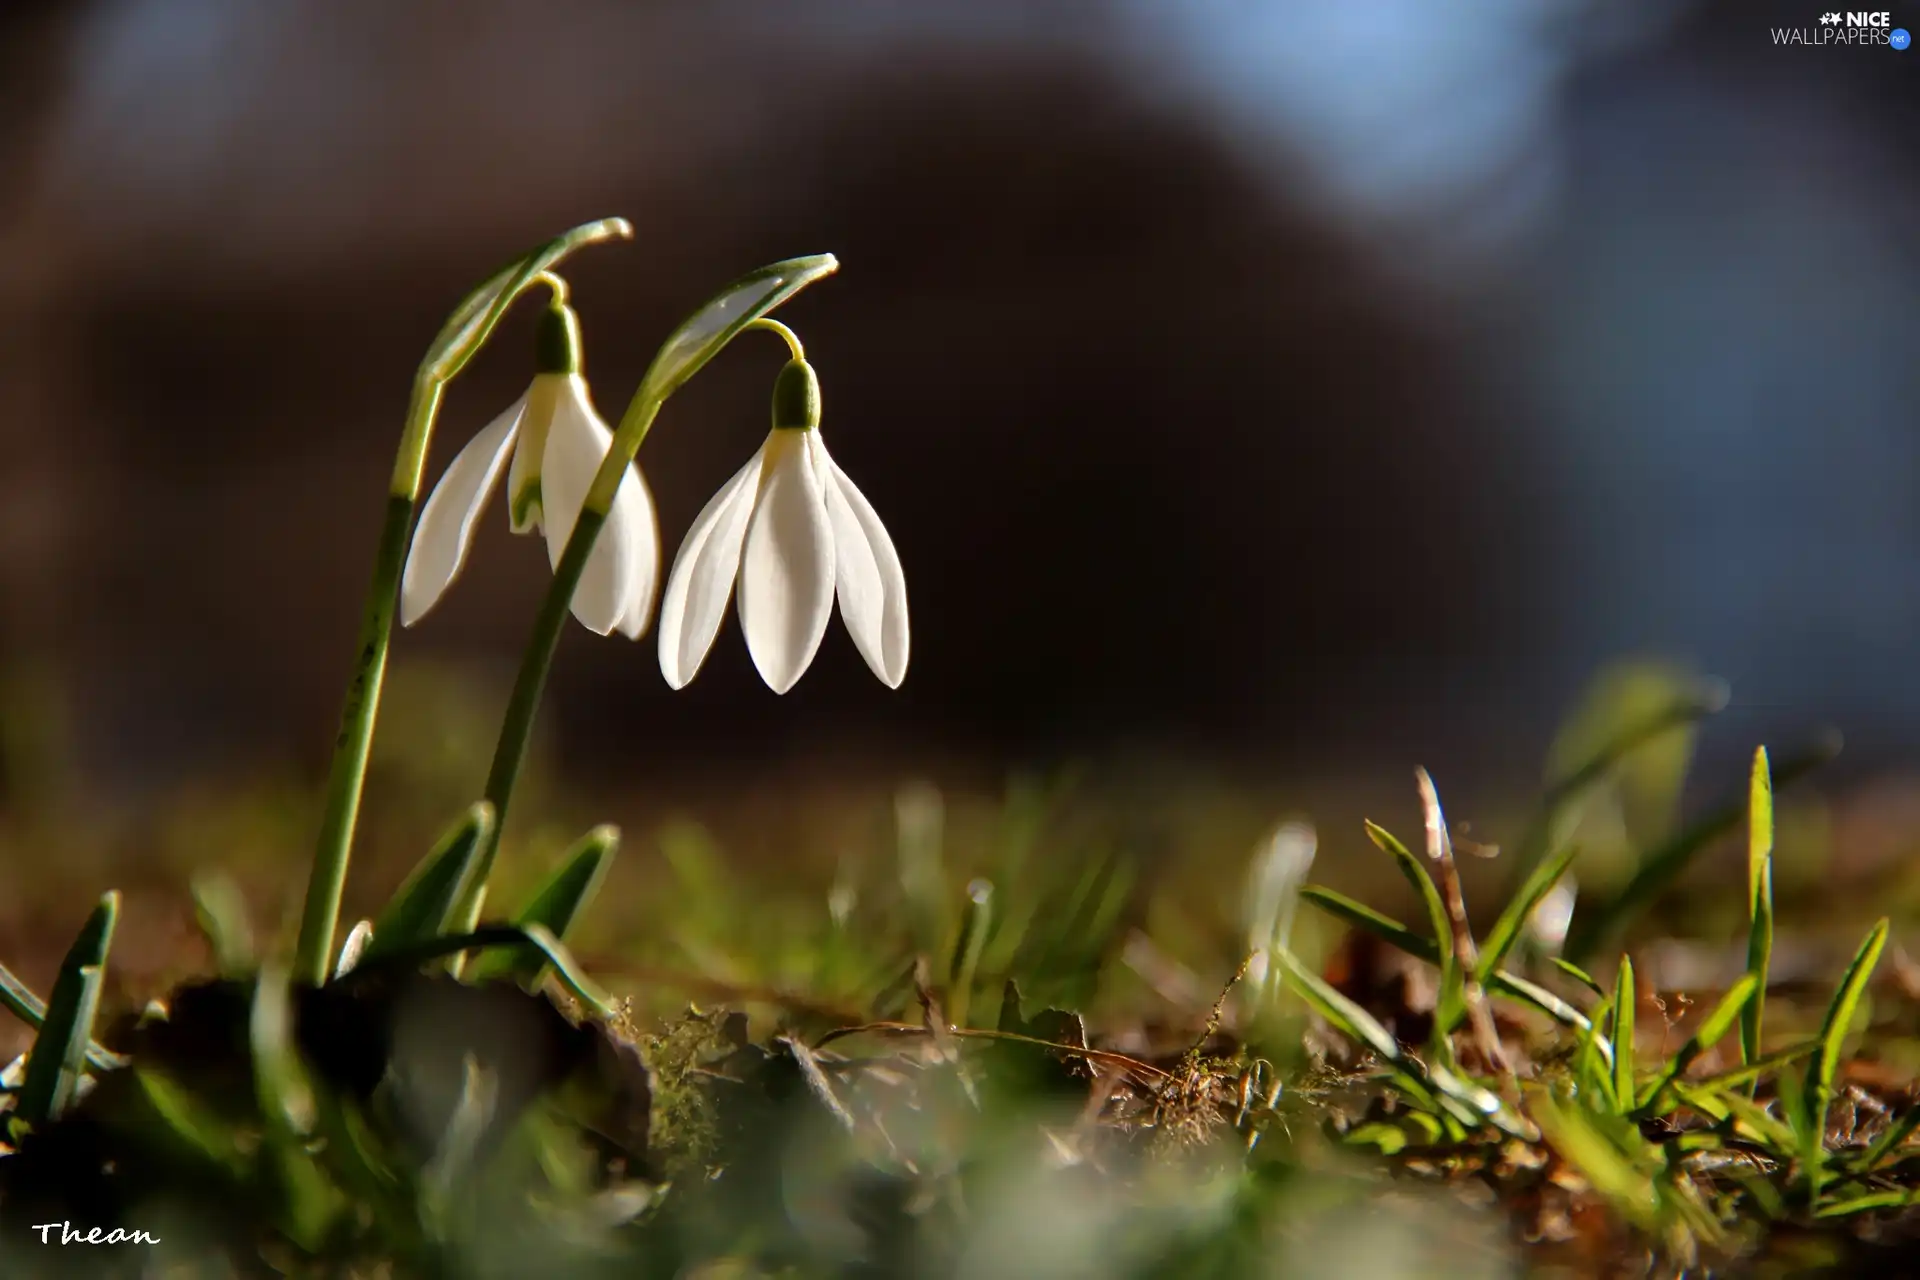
(0, 0, 1916, 890)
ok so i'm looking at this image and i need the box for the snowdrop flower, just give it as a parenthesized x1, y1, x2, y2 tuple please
(658, 356, 908, 693)
(401, 301, 659, 636)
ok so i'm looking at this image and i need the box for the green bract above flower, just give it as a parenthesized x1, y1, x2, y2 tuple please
(657, 359, 908, 694)
(401, 368, 660, 638)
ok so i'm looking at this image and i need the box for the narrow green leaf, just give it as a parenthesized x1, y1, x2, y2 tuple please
(191, 871, 255, 978)
(1855, 1102, 1920, 1173)
(467, 825, 618, 986)
(1565, 734, 1837, 961)
(634, 254, 840, 407)
(1300, 886, 1433, 960)
(366, 803, 494, 959)
(1635, 972, 1759, 1116)
(1817, 1189, 1919, 1218)
(1551, 957, 1605, 996)
(1479, 841, 1580, 983)
(1299, 886, 1606, 1056)
(1611, 955, 1636, 1115)
(0, 960, 124, 1072)
(16, 892, 118, 1128)
(1533, 1096, 1663, 1232)
(1368, 821, 1458, 1030)
(136, 1070, 247, 1175)
(1743, 746, 1774, 1076)
(251, 965, 337, 1249)
(1678, 1083, 1798, 1152)
(339, 924, 614, 1019)
(425, 218, 634, 382)
(1805, 918, 1889, 1198)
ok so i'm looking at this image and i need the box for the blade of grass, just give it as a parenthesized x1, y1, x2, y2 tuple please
(1634, 972, 1759, 1117)
(1299, 886, 1607, 1056)
(1369, 819, 1458, 1039)
(191, 872, 255, 978)
(1551, 957, 1605, 997)
(1479, 841, 1580, 984)
(1611, 954, 1636, 1115)
(0, 960, 125, 1072)
(1855, 1102, 1920, 1173)
(1743, 747, 1774, 1083)
(1533, 1096, 1664, 1233)
(365, 802, 494, 961)
(1564, 734, 1837, 962)
(338, 924, 613, 1018)
(467, 824, 618, 987)
(1803, 918, 1889, 1200)
(15, 892, 118, 1128)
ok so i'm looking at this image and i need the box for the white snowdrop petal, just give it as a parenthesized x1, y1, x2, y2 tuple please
(399, 396, 524, 626)
(819, 444, 909, 686)
(611, 465, 662, 640)
(657, 447, 765, 687)
(738, 431, 836, 694)
(539, 377, 639, 635)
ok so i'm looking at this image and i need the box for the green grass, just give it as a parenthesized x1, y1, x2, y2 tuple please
(0, 664, 1917, 1277)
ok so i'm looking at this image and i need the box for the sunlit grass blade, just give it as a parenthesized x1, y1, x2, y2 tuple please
(1816, 1189, 1920, 1218)
(1299, 886, 1605, 1053)
(468, 824, 618, 987)
(1803, 918, 1889, 1199)
(191, 871, 255, 978)
(15, 892, 118, 1129)
(1533, 1096, 1664, 1233)
(1853, 1101, 1920, 1173)
(1611, 954, 1636, 1114)
(1677, 1082, 1800, 1151)
(366, 802, 494, 961)
(136, 1070, 248, 1176)
(1268, 945, 1441, 1112)
(1367, 820, 1458, 1040)
(1564, 734, 1838, 962)
(0, 959, 125, 1072)
(1634, 972, 1758, 1116)
(1551, 957, 1604, 996)
(1696, 1038, 1818, 1091)
(1478, 841, 1580, 984)
(1743, 747, 1774, 1080)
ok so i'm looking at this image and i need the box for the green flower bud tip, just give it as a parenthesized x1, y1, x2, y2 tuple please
(535, 302, 583, 375)
(771, 357, 821, 431)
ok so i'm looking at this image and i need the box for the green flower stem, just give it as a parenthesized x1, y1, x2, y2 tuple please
(294, 380, 441, 986)
(293, 217, 634, 986)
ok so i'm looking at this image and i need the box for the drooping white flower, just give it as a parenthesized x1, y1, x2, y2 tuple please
(401, 303, 659, 637)
(657, 357, 908, 693)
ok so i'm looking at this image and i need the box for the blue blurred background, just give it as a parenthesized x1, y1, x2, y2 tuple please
(0, 0, 1915, 844)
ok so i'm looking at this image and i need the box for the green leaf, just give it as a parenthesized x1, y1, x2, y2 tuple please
(467, 825, 618, 987)
(367, 802, 495, 960)
(251, 965, 338, 1250)
(1533, 1096, 1664, 1232)
(16, 892, 118, 1128)
(1564, 734, 1837, 962)
(1635, 972, 1759, 1116)
(191, 871, 254, 978)
(1367, 821, 1458, 1038)
(1611, 954, 1636, 1115)
(339, 924, 614, 1019)
(1299, 886, 1606, 1056)
(136, 1070, 247, 1176)
(1551, 957, 1605, 996)
(0, 960, 124, 1072)
(424, 218, 634, 382)
(1478, 841, 1580, 984)
(635, 254, 840, 407)
(1743, 746, 1774, 1078)
(1804, 918, 1889, 1198)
